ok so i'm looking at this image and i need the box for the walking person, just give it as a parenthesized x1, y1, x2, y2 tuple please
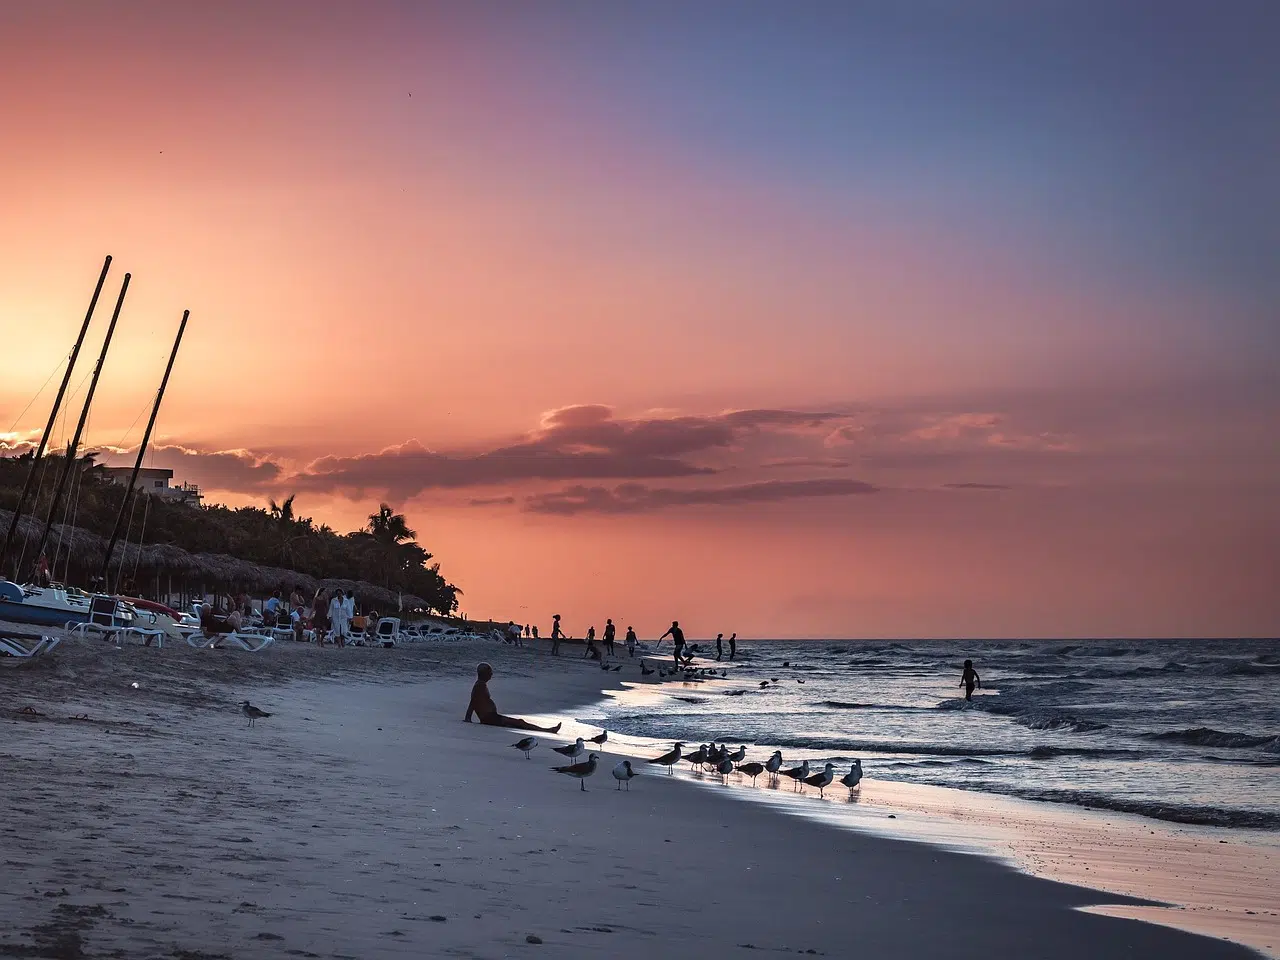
(603, 619, 616, 657)
(657, 620, 685, 668)
(343, 590, 356, 644)
(550, 615, 564, 655)
(312, 587, 329, 646)
(625, 625, 637, 658)
(960, 659, 982, 701)
(715, 633, 724, 661)
(328, 589, 349, 648)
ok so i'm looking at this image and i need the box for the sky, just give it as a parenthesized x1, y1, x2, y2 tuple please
(1, 1, 1277, 638)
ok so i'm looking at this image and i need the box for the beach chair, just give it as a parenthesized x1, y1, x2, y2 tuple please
(374, 617, 401, 647)
(122, 607, 167, 648)
(220, 631, 274, 652)
(0, 633, 62, 659)
(67, 595, 131, 643)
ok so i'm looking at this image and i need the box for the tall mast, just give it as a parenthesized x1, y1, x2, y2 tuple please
(0, 255, 111, 580)
(32, 274, 131, 571)
(101, 310, 189, 588)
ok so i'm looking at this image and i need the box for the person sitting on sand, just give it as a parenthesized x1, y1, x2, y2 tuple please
(960, 659, 982, 701)
(464, 663, 563, 733)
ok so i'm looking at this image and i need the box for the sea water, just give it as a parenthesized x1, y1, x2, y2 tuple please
(589, 638, 1280, 829)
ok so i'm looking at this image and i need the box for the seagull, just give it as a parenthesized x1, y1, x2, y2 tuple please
(716, 757, 735, 781)
(552, 753, 599, 791)
(612, 760, 636, 790)
(759, 680, 770, 688)
(764, 750, 783, 783)
(738, 761, 766, 785)
(840, 760, 864, 796)
(728, 745, 746, 767)
(640, 662, 655, 676)
(685, 745, 708, 771)
(647, 742, 683, 775)
(241, 701, 271, 727)
(797, 679, 806, 684)
(804, 763, 836, 798)
(552, 737, 584, 761)
(588, 731, 608, 747)
(511, 736, 539, 759)
(781, 760, 810, 791)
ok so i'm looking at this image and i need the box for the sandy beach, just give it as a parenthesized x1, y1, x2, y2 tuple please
(0, 630, 1270, 959)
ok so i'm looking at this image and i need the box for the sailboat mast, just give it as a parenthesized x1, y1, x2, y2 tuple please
(101, 309, 189, 588)
(32, 274, 131, 573)
(0, 255, 112, 579)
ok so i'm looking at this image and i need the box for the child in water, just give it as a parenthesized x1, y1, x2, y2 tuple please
(960, 659, 982, 701)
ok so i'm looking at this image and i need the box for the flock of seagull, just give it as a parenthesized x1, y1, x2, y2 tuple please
(514, 731, 864, 798)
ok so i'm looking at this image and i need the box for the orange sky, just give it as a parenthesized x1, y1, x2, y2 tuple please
(1, 3, 1277, 637)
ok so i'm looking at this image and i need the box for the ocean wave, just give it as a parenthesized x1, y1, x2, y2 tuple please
(935, 697, 1107, 733)
(820, 700, 934, 712)
(994, 787, 1280, 830)
(1148, 727, 1279, 750)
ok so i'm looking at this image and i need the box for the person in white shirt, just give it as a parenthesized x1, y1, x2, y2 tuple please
(327, 589, 349, 648)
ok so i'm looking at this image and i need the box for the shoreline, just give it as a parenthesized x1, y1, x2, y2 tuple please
(1, 629, 1272, 958)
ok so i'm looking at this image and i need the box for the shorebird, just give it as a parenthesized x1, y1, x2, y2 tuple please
(738, 761, 766, 785)
(716, 757, 735, 781)
(511, 736, 539, 759)
(759, 680, 770, 688)
(240, 701, 271, 728)
(728, 745, 746, 768)
(640, 662, 655, 676)
(781, 760, 810, 791)
(588, 730, 608, 748)
(646, 742, 683, 775)
(796, 679, 805, 684)
(553, 753, 599, 791)
(840, 760, 864, 796)
(764, 750, 783, 783)
(612, 760, 636, 790)
(685, 745, 708, 771)
(804, 763, 836, 798)
(552, 737, 585, 761)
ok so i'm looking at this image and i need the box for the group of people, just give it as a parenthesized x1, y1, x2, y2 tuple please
(198, 585, 379, 646)
(499, 616, 740, 668)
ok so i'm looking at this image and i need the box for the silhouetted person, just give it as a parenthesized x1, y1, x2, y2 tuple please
(658, 620, 685, 667)
(584, 625, 600, 660)
(960, 659, 981, 701)
(603, 619, 616, 656)
(464, 663, 562, 732)
(715, 633, 724, 661)
(729, 632, 737, 660)
(625, 625, 637, 657)
(550, 615, 563, 655)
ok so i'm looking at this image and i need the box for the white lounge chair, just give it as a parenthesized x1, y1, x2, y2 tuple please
(374, 617, 401, 647)
(67, 595, 131, 643)
(0, 633, 62, 658)
(220, 631, 275, 652)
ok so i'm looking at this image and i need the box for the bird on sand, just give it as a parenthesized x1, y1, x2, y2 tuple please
(612, 760, 636, 790)
(764, 750, 783, 783)
(804, 763, 836, 798)
(840, 760, 864, 796)
(641, 662, 655, 676)
(759, 680, 770, 688)
(781, 760, 810, 791)
(588, 730, 608, 747)
(553, 753, 599, 791)
(552, 737, 584, 761)
(511, 736, 539, 759)
(738, 761, 766, 785)
(685, 745, 709, 771)
(241, 701, 271, 727)
(716, 757, 735, 781)
(647, 742, 683, 774)
(728, 745, 747, 767)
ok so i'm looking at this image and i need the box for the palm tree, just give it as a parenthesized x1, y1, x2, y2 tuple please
(367, 504, 415, 546)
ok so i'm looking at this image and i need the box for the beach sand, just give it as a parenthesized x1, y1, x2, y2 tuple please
(0, 629, 1265, 959)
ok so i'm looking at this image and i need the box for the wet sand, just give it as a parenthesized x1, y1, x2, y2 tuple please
(0, 629, 1265, 959)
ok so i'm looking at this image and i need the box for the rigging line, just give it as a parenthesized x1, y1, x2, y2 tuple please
(114, 391, 158, 450)
(5, 356, 68, 436)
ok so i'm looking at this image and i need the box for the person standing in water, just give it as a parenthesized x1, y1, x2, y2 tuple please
(550, 615, 563, 655)
(960, 659, 982, 701)
(658, 620, 685, 667)
(728, 632, 737, 660)
(715, 633, 724, 661)
(603, 619, 616, 657)
(625, 625, 637, 657)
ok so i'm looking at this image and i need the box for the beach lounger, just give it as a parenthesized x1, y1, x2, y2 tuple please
(67, 595, 131, 643)
(0, 633, 62, 658)
(220, 631, 275, 652)
(374, 617, 401, 647)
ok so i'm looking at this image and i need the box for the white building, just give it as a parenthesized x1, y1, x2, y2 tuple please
(102, 466, 202, 507)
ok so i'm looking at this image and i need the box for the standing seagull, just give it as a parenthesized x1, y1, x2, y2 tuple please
(804, 763, 836, 798)
(241, 701, 271, 728)
(553, 753, 599, 791)
(646, 742, 683, 775)
(685, 745, 708, 772)
(588, 730, 608, 748)
(764, 750, 784, 784)
(612, 760, 636, 790)
(738, 761, 766, 785)
(728, 745, 746, 768)
(716, 757, 735, 782)
(840, 760, 864, 796)
(511, 736, 539, 759)
(552, 737, 585, 761)
(781, 760, 810, 791)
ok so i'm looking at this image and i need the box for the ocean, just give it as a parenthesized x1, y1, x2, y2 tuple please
(588, 638, 1280, 830)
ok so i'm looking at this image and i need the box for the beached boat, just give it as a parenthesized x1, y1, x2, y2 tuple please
(0, 580, 95, 626)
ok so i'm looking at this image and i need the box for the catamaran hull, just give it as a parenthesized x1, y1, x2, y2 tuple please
(0, 599, 89, 626)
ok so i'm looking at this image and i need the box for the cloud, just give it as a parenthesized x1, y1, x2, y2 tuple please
(523, 478, 879, 515)
(108, 443, 283, 492)
(291, 405, 851, 499)
(762, 457, 852, 469)
(469, 495, 517, 507)
(943, 482, 1011, 490)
